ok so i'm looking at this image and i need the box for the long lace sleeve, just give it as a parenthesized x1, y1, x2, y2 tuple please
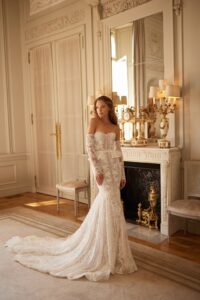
(115, 140, 126, 180)
(86, 134, 103, 176)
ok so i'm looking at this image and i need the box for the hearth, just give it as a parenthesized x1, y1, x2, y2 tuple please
(121, 162, 160, 227)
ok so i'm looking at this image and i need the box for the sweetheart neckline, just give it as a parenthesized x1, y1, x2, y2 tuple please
(94, 131, 116, 136)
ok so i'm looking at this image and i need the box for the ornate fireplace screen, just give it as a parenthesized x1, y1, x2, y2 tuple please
(121, 162, 161, 228)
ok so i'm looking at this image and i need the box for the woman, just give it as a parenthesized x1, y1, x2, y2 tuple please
(5, 96, 137, 281)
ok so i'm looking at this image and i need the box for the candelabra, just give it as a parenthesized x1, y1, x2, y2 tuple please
(131, 106, 148, 146)
(149, 80, 180, 148)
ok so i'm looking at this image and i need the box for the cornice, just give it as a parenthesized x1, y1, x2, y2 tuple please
(101, 0, 152, 19)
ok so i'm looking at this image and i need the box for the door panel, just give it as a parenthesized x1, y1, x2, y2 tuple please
(30, 44, 57, 194)
(54, 34, 86, 183)
(29, 31, 87, 196)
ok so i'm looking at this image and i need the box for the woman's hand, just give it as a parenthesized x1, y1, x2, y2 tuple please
(120, 179, 126, 189)
(96, 173, 104, 185)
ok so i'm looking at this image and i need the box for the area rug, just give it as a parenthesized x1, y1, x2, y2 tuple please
(0, 207, 199, 300)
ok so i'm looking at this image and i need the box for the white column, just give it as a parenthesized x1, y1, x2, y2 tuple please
(160, 161, 169, 235)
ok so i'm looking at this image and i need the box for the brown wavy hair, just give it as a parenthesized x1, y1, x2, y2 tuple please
(94, 95, 118, 125)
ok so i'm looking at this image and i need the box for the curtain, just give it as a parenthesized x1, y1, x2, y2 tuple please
(133, 19, 145, 110)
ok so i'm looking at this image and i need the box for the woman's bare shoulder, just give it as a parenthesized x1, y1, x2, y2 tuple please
(87, 117, 99, 134)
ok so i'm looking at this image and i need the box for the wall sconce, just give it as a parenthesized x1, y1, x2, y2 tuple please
(121, 96, 127, 105)
(112, 92, 128, 106)
(112, 92, 121, 106)
(149, 80, 180, 148)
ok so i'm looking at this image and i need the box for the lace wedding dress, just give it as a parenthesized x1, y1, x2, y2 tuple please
(5, 132, 137, 281)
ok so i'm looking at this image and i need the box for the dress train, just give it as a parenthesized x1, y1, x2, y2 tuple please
(5, 132, 137, 281)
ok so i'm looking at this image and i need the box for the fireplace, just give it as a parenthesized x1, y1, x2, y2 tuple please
(121, 162, 160, 227)
(90, 146, 181, 236)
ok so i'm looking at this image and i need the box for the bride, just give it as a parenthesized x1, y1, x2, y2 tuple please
(5, 95, 137, 281)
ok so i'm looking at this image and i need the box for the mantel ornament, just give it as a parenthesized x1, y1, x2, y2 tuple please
(111, 79, 181, 148)
(137, 182, 159, 229)
(149, 80, 181, 148)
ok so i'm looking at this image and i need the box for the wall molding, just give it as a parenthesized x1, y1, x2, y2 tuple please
(0, 153, 30, 162)
(0, 153, 32, 196)
(30, 0, 65, 15)
(25, 8, 85, 42)
(0, 185, 33, 197)
(0, 164, 16, 185)
(101, 0, 152, 19)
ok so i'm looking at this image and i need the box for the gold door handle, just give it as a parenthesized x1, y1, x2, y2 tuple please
(57, 123, 62, 159)
(50, 124, 59, 160)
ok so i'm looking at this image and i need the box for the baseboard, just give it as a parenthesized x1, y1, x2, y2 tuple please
(0, 185, 32, 198)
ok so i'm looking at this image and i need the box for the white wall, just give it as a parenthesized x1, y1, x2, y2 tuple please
(183, 0, 200, 160)
(0, 0, 31, 197)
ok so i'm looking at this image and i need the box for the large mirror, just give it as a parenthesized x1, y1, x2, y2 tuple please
(101, 0, 174, 109)
(111, 12, 164, 108)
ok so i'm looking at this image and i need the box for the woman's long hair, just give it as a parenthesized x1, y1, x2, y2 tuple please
(94, 95, 118, 125)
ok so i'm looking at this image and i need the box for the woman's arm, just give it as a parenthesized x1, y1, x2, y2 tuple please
(86, 118, 104, 185)
(115, 127, 126, 188)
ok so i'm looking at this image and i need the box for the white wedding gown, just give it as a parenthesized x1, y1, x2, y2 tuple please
(5, 132, 137, 281)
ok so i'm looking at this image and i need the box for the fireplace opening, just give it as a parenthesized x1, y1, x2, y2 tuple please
(121, 162, 161, 228)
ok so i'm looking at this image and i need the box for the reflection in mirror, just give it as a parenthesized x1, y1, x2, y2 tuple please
(111, 13, 164, 108)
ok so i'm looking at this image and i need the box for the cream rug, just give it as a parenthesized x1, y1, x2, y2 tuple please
(0, 207, 199, 300)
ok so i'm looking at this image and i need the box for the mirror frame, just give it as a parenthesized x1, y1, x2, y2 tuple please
(101, 0, 174, 101)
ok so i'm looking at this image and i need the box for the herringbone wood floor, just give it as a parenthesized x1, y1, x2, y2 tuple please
(0, 192, 200, 263)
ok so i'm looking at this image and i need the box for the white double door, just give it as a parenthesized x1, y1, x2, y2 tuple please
(29, 29, 88, 196)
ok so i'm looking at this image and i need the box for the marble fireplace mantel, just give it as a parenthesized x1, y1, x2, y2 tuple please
(90, 146, 181, 236)
(122, 146, 181, 236)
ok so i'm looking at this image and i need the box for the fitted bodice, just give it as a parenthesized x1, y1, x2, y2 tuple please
(93, 131, 116, 151)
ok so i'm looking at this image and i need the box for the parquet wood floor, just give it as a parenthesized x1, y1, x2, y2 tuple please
(0, 192, 200, 264)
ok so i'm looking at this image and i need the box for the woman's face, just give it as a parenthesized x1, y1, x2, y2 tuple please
(95, 100, 110, 119)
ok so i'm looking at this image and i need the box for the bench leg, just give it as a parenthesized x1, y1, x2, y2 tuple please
(75, 192, 78, 217)
(57, 189, 60, 211)
(87, 187, 90, 209)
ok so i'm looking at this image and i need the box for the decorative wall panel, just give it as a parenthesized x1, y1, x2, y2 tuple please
(0, 164, 16, 185)
(30, 0, 65, 15)
(25, 8, 85, 41)
(101, 0, 152, 19)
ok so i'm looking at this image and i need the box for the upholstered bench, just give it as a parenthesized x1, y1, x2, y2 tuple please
(168, 161, 200, 237)
(168, 199, 200, 236)
(56, 180, 90, 217)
